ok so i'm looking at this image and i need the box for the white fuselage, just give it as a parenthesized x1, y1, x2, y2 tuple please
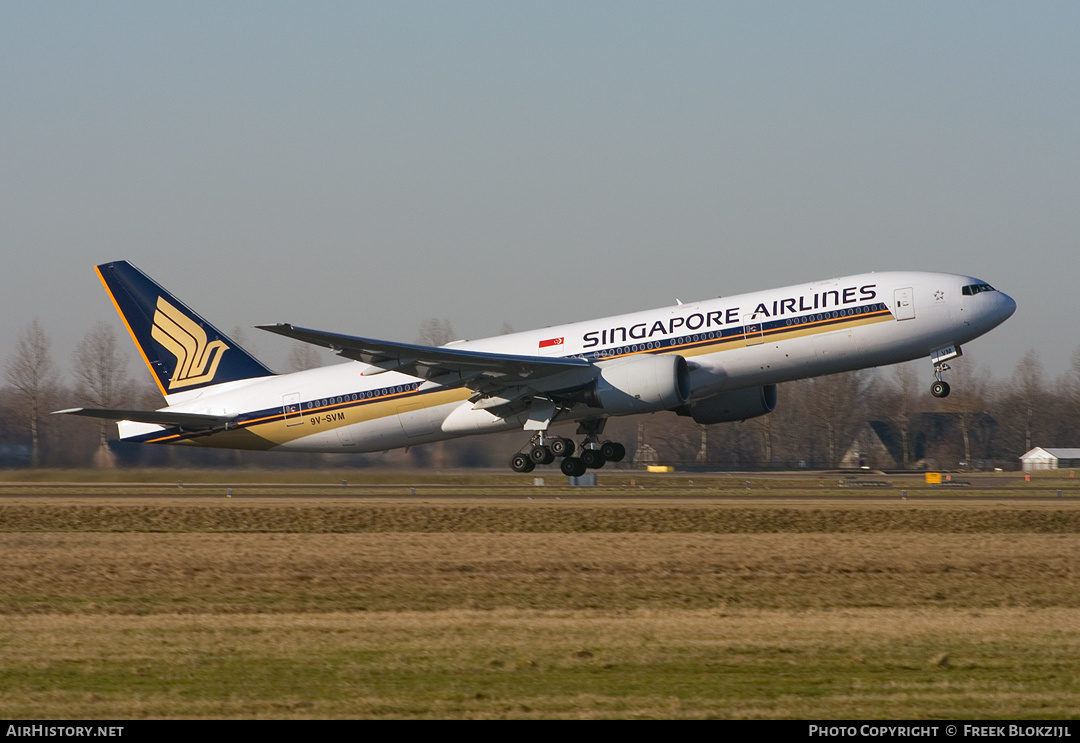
(117, 271, 1015, 453)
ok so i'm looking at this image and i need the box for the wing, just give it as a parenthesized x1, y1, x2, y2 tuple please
(257, 323, 594, 402)
(53, 407, 235, 430)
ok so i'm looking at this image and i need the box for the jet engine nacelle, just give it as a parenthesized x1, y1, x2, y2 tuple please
(587, 354, 690, 415)
(679, 384, 777, 424)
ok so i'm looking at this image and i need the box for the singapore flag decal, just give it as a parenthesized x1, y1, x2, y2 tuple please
(539, 337, 564, 349)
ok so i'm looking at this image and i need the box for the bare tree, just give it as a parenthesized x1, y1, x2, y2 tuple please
(646, 414, 703, 464)
(71, 322, 130, 462)
(416, 318, 455, 347)
(999, 349, 1047, 454)
(4, 319, 57, 466)
(1066, 347, 1080, 407)
(762, 379, 812, 468)
(229, 325, 250, 349)
(1051, 346, 1080, 446)
(940, 359, 990, 469)
(746, 410, 777, 468)
(284, 342, 325, 372)
(804, 371, 869, 468)
(874, 362, 922, 469)
(894, 364, 922, 468)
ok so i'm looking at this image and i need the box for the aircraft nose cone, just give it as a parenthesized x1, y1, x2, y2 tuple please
(998, 292, 1017, 324)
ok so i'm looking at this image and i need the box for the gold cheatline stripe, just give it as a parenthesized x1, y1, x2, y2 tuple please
(141, 387, 467, 445)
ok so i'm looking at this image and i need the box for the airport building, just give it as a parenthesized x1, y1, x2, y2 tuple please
(1019, 447, 1080, 472)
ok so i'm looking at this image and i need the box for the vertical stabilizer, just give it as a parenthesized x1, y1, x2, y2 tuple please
(95, 261, 275, 397)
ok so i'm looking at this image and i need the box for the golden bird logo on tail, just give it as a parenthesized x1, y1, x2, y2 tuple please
(151, 297, 229, 390)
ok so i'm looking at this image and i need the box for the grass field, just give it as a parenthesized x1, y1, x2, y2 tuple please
(1, 471, 1079, 719)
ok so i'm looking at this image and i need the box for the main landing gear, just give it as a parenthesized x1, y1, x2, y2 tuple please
(509, 432, 626, 475)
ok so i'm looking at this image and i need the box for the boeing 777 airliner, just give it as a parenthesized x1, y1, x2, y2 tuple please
(57, 261, 1015, 474)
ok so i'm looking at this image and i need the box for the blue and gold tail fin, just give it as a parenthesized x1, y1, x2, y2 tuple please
(96, 261, 274, 398)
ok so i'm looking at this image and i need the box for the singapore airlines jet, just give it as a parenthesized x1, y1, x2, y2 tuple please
(57, 261, 1015, 475)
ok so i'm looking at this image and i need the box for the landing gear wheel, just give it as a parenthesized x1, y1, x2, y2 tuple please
(561, 457, 587, 477)
(931, 380, 951, 398)
(600, 441, 626, 462)
(530, 445, 555, 465)
(549, 437, 575, 457)
(581, 449, 606, 469)
(510, 453, 536, 473)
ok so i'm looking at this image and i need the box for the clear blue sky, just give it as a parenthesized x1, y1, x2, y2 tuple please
(2, 1, 1077, 384)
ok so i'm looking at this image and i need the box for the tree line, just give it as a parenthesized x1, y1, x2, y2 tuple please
(2, 318, 1075, 471)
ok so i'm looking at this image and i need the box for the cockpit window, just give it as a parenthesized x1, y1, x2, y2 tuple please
(962, 283, 996, 296)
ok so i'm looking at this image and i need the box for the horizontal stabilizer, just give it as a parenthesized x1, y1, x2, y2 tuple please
(53, 408, 235, 429)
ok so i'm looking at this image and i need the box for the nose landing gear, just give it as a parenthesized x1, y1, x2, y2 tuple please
(929, 345, 962, 398)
